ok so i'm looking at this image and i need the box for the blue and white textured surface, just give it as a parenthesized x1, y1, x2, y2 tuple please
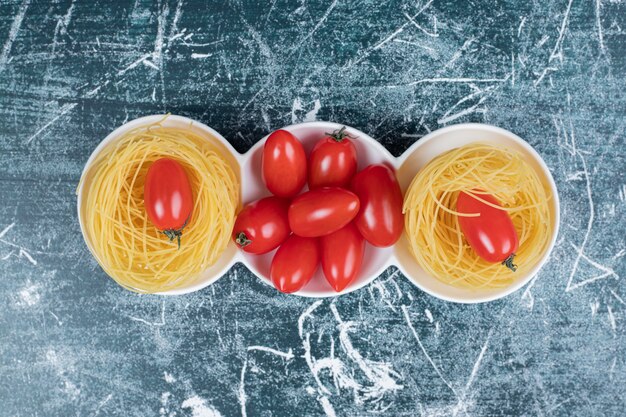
(1, 0, 625, 415)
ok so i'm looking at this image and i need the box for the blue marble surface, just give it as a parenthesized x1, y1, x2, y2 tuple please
(0, 0, 624, 416)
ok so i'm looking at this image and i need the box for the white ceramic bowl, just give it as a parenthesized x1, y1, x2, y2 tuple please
(78, 117, 560, 302)
(394, 123, 560, 303)
(76, 115, 241, 295)
(240, 122, 396, 297)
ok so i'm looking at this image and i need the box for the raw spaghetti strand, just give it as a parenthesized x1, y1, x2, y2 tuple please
(80, 121, 239, 293)
(403, 143, 552, 289)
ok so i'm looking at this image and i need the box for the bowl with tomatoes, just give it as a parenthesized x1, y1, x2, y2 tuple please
(235, 122, 404, 297)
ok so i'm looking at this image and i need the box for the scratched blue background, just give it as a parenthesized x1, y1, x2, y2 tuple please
(1, 0, 625, 416)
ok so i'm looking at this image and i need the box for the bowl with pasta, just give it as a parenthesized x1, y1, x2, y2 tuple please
(395, 123, 560, 303)
(77, 115, 242, 295)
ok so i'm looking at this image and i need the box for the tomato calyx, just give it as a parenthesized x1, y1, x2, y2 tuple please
(161, 217, 188, 249)
(234, 232, 252, 248)
(325, 126, 353, 142)
(502, 254, 518, 272)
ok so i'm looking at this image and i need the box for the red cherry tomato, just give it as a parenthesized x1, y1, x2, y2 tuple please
(320, 222, 365, 292)
(457, 191, 519, 270)
(308, 127, 357, 189)
(232, 197, 290, 254)
(270, 235, 320, 293)
(144, 158, 193, 247)
(350, 164, 403, 247)
(288, 188, 360, 237)
(262, 130, 307, 197)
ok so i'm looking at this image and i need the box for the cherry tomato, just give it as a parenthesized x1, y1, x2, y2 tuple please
(262, 130, 307, 197)
(350, 164, 403, 247)
(308, 127, 357, 189)
(270, 235, 320, 293)
(144, 158, 193, 247)
(457, 191, 519, 271)
(232, 197, 290, 254)
(288, 188, 360, 237)
(320, 222, 365, 292)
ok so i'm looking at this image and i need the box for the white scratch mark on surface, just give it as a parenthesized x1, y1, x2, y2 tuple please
(292, 97, 304, 124)
(318, 395, 337, 417)
(402, 305, 460, 399)
(609, 357, 617, 380)
(425, 309, 434, 323)
(437, 96, 487, 125)
(238, 360, 248, 417)
(566, 171, 585, 181)
(537, 35, 550, 47)
(348, 0, 433, 67)
(566, 242, 618, 291)
(511, 52, 515, 86)
(453, 329, 493, 416)
(610, 289, 625, 305)
(618, 185, 626, 203)
(247, 345, 294, 360)
(403, 11, 438, 37)
(0, 0, 30, 72)
(191, 52, 213, 59)
(181, 396, 223, 417)
(290, 0, 338, 52)
(534, 67, 557, 87)
(59, 0, 75, 35)
(142, 59, 159, 70)
(464, 330, 492, 392)
(26, 103, 77, 144)
(0, 223, 15, 239)
(565, 150, 618, 292)
(330, 304, 403, 400)
(128, 301, 166, 326)
(92, 393, 113, 416)
(407, 77, 507, 86)
(518, 16, 526, 37)
(19, 248, 37, 265)
(591, 300, 600, 316)
(549, 0, 574, 62)
(443, 37, 475, 69)
(298, 300, 330, 394)
(168, 0, 184, 46)
(117, 53, 153, 76)
(373, 26, 405, 51)
(521, 275, 539, 310)
(86, 81, 110, 98)
(305, 99, 322, 121)
(607, 305, 617, 332)
(153, 3, 169, 63)
(596, 0, 607, 56)
(393, 38, 435, 53)
(49, 311, 62, 325)
(163, 372, 176, 383)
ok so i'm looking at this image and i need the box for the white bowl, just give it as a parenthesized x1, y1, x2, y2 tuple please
(394, 123, 560, 303)
(239, 122, 396, 297)
(78, 118, 560, 302)
(76, 115, 241, 295)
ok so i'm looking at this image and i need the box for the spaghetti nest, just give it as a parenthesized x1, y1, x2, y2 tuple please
(81, 122, 239, 293)
(403, 144, 552, 289)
